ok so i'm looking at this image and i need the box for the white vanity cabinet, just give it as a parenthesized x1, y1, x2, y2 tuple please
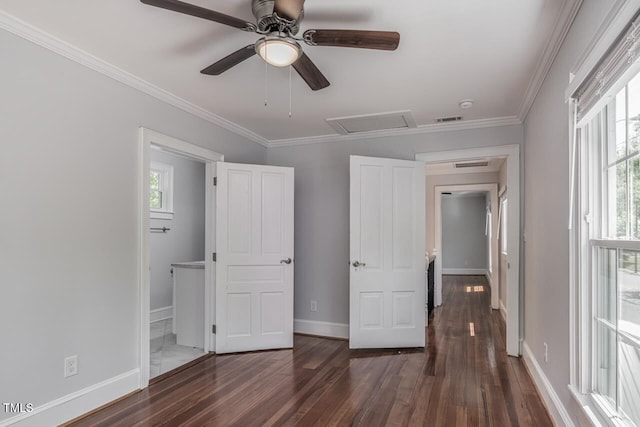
(171, 261, 205, 349)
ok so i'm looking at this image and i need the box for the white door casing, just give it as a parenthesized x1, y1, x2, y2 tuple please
(215, 162, 294, 354)
(138, 128, 222, 388)
(349, 155, 426, 349)
(416, 144, 521, 356)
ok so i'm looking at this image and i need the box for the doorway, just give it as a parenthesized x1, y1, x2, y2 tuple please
(434, 185, 499, 310)
(149, 147, 205, 379)
(416, 144, 521, 356)
(138, 128, 223, 387)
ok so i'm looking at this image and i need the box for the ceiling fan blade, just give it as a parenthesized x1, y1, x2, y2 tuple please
(274, 0, 305, 21)
(140, 0, 255, 31)
(292, 52, 330, 91)
(303, 29, 400, 50)
(200, 45, 256, 75)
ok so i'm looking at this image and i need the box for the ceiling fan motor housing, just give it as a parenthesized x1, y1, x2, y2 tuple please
(252, 0, 301, 35)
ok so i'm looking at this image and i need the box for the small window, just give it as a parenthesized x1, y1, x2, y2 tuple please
(150, 161, 173, 220)
(500, 198, 508, 253)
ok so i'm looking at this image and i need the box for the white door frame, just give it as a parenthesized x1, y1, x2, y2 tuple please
(434, 184, 499, 310)
(416, 144, 521, 356)
(138, 127, 223, 388)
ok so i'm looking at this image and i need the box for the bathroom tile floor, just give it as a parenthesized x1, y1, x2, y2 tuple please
(150, 319, 205, 379)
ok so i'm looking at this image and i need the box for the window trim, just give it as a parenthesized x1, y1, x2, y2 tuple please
(570, 4, 640, 426)
(574, 96, 640, 427)
(150, 161, 174, 220)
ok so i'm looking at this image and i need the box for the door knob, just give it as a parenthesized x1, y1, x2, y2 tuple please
(280, 258, 292, 264)
(352, 261, 366, 267)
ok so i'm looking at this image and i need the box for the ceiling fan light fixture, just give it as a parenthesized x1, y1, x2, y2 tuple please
(255, 37, 301, 67)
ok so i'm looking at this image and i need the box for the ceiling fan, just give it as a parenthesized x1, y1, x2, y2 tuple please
(140, 0, 400, 90)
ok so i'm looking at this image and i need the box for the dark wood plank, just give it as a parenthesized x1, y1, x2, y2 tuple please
(67, 275, 553, 427)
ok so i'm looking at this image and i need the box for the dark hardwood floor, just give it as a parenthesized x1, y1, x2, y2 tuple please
(66, 276, 552, 426)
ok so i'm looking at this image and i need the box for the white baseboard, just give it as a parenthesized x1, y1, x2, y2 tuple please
(0, 369, 139, 427)
(442, 268, 487, 275)
(294, 319, 349, 340)
(500, 300, 508, 321)
(150, 305, 173, 323)
(522, 342, 575, 427)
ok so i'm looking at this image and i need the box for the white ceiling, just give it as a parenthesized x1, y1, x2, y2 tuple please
(0, 0, 580, 145)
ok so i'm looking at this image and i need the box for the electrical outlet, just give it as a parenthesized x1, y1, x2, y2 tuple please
(310, 300, 318, 312)
(543, 343, 548, 363)
(64, 355, 78, 377)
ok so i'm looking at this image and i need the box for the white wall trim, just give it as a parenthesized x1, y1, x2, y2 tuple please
(150, 305, 173, 323)
(517, 0, 583, 120)
(522, 342, 575, 427)
(500, 300, 508, 321)
(0, 11, 269, 148)
(294, 319, 349, 340)
(0, 369, 139, 427)
(442, 268, 487, 275)
(269, 116, 521, 147)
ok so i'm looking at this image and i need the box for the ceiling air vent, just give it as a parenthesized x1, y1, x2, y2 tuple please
(326, 110, 417, 135)
(435, 116, 463, 123)
(455, 161, 489, 168)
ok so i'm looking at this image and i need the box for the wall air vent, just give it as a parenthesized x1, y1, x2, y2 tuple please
(326, 110, 417, 135)
(435, 116, 463, 123)
(455, 161, 489, 168)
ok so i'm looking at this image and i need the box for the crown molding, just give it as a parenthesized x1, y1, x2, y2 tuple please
(0, 10, 525, 150)
(517, 0, 583, 121)
(0, 11, 270, 148)
(267, 116, 522, 148)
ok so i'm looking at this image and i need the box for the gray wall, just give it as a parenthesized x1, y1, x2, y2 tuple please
(3, 0, 619, 419)
(522, 0, 616, 419)
(0, 28, 265, 421)
(441, 194, 488, 270)
(425, 171, 498, 253)
(266, 125, 523, 324)
(150, 150, 205, 311)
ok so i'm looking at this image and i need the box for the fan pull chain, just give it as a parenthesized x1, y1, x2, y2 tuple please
(289, 65, 292, 118)
(264, 43, 268, 106)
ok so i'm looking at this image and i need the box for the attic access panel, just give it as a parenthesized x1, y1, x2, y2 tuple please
(326, 111, 417, 135)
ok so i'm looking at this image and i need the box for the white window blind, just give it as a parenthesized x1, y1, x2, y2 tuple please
(574, 11, 640, 123)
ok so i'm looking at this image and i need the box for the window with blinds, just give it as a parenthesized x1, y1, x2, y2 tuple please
(572, 9, 640, 427)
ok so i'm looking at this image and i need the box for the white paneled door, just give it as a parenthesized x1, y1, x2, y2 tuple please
(216, 162, 294, 354)
(349, 156, 425, 349)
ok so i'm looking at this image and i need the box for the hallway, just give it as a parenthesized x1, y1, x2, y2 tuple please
(67, 275, 551, 426)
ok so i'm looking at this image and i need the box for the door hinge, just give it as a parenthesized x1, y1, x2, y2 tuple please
(212, 252, 217, 262)
(212, 324, 216, 334)
(213, 177, 217, 186)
